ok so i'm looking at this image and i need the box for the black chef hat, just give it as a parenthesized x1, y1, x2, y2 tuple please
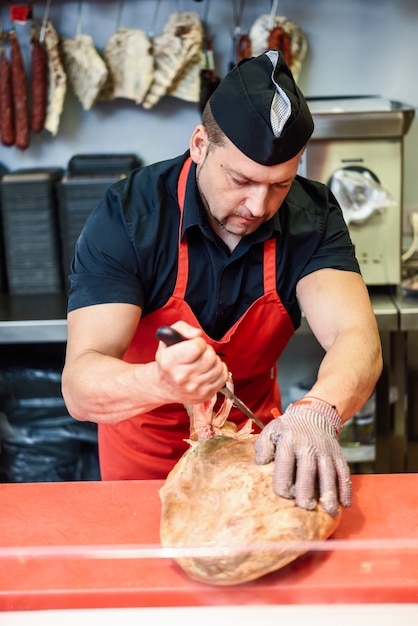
(209, 50, 314, 166)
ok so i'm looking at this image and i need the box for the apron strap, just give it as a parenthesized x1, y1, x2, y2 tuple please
(172, 157, 193, 299)
(263, 238, 277, 293)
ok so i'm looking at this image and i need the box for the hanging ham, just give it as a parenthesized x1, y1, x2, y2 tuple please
(44, 21, 67, 136)
(143, 11, 203, 109)
(249, 15, 308, 82)
(101, 28, 154, 104)
(60, 33, 108, 111)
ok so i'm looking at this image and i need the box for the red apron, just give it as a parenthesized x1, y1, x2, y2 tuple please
(98, 158, 295, 480)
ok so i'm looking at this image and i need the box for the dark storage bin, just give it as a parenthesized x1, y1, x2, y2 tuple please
(57, 153, 142, 283)
(0, 169, 64, 294)
(58, 175, 124, 282)
(68, 153, 141, 177)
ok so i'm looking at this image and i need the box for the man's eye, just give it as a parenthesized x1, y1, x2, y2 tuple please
(231, 178, 247, 186)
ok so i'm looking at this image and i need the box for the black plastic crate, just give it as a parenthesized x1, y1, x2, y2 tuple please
(57, 175, 123, 283)
(0, 169, 64, 294)
(68, 153, 141, 177)
(58, 152, 142, 284)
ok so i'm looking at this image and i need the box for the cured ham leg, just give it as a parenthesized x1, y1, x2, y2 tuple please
(159, 377, 341, 586)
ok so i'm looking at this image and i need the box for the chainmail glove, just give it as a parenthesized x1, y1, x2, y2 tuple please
(254, 398, 352, 516)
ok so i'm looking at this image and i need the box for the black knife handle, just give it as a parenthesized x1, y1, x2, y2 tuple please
(156, 326, 264, 429)
(155, 326, 187, 346)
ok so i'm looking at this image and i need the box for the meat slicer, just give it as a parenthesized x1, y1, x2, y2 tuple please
(300, 96, 415, 287)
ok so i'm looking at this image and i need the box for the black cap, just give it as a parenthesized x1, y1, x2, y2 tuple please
(209, 50, 314, 166)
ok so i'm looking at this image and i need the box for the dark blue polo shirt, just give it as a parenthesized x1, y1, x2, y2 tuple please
(68, 152, 360, 340)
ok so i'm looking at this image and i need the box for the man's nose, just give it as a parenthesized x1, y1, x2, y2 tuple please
(247, 185, 270, 216)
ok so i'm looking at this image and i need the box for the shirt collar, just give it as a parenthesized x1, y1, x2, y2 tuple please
(181, 159, 200, 236)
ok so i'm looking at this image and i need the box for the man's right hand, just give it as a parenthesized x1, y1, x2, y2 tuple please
(155, 322, 229, 406)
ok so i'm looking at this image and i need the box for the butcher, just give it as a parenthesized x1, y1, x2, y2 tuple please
(62, 50, 382, 516)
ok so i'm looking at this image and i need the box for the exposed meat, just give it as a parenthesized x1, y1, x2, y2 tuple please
(60, 33, 108, 110)
(267, 26, 292, 67)
(101, 28, 153, 104)
(0, 46, 15, 146)
(10, 32, 30, 150)
(31, 36, 47, 133)
(159, 379, 341, 585)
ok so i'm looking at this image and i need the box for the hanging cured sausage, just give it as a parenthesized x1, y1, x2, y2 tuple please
(0, 42, 15, 146)
(10, 31, 30, 150)
(31, 35, 47, 133)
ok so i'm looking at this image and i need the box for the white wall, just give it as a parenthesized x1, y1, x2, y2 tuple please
(1, 0, 417, 212)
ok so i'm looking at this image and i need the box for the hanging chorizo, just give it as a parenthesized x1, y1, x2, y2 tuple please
(0, 45, 15, 146)
(10, 31, 30, 150)
(31, 36, 47, 133)
(280, 30, 292, 68)
(268, 26, 292, 68)
(267, 26, 284, 50)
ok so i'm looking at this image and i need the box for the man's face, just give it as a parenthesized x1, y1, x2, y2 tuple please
(191, 126, 303, 239)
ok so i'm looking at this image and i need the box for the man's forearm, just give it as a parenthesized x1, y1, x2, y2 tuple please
(62, 352, 167, 425)
(303, 330, 383, 422)
(62, 327, 230, 425)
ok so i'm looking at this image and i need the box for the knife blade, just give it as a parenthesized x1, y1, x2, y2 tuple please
(155, 325, 265, 430)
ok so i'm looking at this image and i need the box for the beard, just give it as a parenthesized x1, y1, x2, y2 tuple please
(196, 154, 254, 236)
(196, 154, 227, 231)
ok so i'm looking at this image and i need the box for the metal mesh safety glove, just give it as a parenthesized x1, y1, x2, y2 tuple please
(254, 398, 352, 516)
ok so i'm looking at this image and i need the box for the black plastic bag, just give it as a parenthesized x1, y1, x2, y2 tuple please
(0, 346, 100, 483)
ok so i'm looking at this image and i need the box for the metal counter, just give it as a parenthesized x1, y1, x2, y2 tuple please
(392, 290, 418, 330)
(0, 293, 401, 344)
(0, 294, 67, 343)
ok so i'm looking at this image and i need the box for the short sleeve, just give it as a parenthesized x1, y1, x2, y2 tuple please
(293, 181, 360, 280)
(67, 185, 144, 313)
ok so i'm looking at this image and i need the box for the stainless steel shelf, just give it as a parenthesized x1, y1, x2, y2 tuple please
(342, 444, 375, 464)
(0, 291, 402, 344)
(0, 294, 67, 343)
(0, 319, 67, 343)
(299, 291, 399, 334)
(393, 290, 418, 331)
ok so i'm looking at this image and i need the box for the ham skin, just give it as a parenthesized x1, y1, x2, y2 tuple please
(159, 383, 341, 586)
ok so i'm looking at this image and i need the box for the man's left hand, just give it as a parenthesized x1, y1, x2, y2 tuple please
(254, 398, 352, 516)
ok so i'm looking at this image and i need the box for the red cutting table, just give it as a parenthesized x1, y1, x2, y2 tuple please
(0, 474, 417, 611)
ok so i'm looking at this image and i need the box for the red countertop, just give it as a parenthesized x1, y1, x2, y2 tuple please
(0, 474, 417, 611)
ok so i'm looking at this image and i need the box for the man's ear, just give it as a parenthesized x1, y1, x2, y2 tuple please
(190, 125, 209, 164)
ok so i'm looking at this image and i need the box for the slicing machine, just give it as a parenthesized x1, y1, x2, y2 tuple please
(300, 97, 415, 286)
